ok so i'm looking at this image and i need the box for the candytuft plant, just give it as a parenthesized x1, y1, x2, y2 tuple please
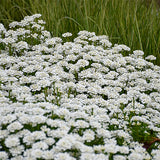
(0, 14, 160, 160)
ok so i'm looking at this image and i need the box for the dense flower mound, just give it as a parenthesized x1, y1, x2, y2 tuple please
(0, 14, 160, 160)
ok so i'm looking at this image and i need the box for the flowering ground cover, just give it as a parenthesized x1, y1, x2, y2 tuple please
(0, 14, 160, 160)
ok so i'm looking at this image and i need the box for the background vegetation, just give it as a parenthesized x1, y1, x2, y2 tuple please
(0, 0, 160, 65)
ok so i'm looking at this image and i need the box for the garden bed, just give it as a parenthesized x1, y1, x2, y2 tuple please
(0, 14, 160, 160)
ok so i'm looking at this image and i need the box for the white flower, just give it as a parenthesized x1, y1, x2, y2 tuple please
(89, 120, 101, 129)
(38, 20, 46, 24)
(23, 134, 35, 145)
(136, 58, 146, 68)
(80, 153, 95, 160)
(0, 151, 8, 159)
(44, 138, 55, 146)
(82, 129, 95, 142)
(118, 146, 130, 154)
(32, 141, 48, 150)
(11, 155, 24, 160)
(62, 32, 72, 37)
(127, 89, 141, 99)
(16, 93, 34, 102)
(126, 65, 136, 72)
(42, 150, 54, 159)
(23, 65, 36, 73)
(145, 55, 156, 61)
(98, 35, 109, 40)
(105, 71, 119, 79)
(93, 145, 105, 153)
(128, 152, 144, 160)
(139, 93, 152, 104)
(133, 50, 144, 56)
(0, 23, 6, 32)
(32, 13, 42, 19)
(19, 76, 31, 84)
(94, 154, 109, 160)
(31, 149, 43, 159)
(7, 121, 23, 132)
(42, 30, 51, 38)
(79, 145, 94, 153)
(74, 120, 89, 128)
(114, 155, 126, 160)
(35, 71, 49, 79)
(78, 30, 95, 37)
(30, 83, 42, 91)
(118, 44, 131, 51)
(56, 137, 72, 151)
(9, 145, 24, 157)
(108, 91, 119, 99)
(31, 115, 47, 125)
(48, 129, 68, 139)
(151, 149, 160, 160)
(3, 37, 15, 45)
(18, 114, 32, 124)
(9, 21, 19, 28)
(112, 45, 123, 53)
(99, 39, 112, 48)
(74, 38, 89, 45)
(13, 41, 29, 51)
(102, 58, 113, 66)
(54, 153, 75, 160)
(76, 82, 87, 93)
(104, 143, 118, 154)
(45, 38, 57, 46)
(66, 54, 78, 62)
(23, 131, 46, 146)
(96, 128, 111, 138)
(117, 57, 127, 66)
(5, 136, 20, 148)
(1, 114, 17, 125)
(38, 79, 51, 88)
(0, 130, 9, 139)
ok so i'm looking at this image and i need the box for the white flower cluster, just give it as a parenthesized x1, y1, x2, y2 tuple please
(0, 14, 160, 160)
(0, 14, 50, 56)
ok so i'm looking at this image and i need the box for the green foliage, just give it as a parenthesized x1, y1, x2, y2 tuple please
(0, 0, 160, 65)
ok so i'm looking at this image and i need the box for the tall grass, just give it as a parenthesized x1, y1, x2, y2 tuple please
(0, 0, 160, 65)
